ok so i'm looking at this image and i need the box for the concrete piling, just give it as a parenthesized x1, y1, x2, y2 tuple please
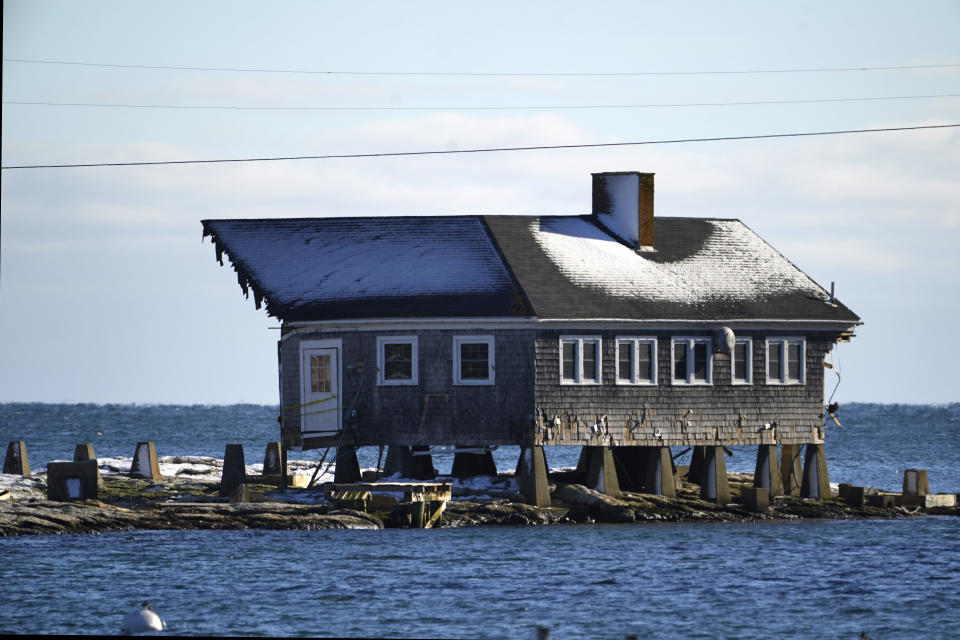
(129, 442, 162, 480)
(262, 442, 283, 475)
(780, 444, 803, 496)
(47, 460, 99, 501)
(73, 444, 102, 485)
(333, 445, 362, 483)
(688, 445, 706, 485)
(451, 448, 498, 478)
(583, 446, 621, 497)
(753, 444, 784, 497)
(409, 445, 436, 480)
(516, 446, 551, 507)
(220, 444, 247, 496)
(614, 446, 676, 497)
(800, 444, 831, 500)
(902, 469, 930, 496)
(699, 446, 730, 504)
(3, 441, 31, 476)
(383, 445, 413, 477)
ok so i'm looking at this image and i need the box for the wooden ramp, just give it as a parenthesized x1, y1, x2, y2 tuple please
(324, 482, 452, 528)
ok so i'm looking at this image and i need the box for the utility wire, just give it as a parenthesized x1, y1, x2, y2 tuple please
(5, 57, 960, 76)
(5, 93, 959, 112)
(3, 123, 956, 171)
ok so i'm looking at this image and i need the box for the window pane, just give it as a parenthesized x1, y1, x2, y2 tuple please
(618, 341, 633, 381)
(638, 342, 652, 382)
(562, 341, 576, 381)
(693, 342, 708, 381)
(733, 343, 747, 382)
(787, 343, 802, 381)
(768, 343, 781, 382)
(384, 343, 412, 380)
(460, 342, 489, 380)
(311, 354, 331, 392)
(673, 340, 687, 381)
(582, 341, 598, 382)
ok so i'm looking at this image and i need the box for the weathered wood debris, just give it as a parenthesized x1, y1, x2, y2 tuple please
(1, 469, 955, 536)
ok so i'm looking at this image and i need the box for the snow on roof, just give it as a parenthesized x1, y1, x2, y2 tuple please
(533, 216, 826, 304)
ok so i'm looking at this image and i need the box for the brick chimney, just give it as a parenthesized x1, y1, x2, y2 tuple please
(591, 171, 655, 248)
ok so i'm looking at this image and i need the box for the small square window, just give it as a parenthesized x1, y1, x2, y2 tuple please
(766, 338, 805, 385)
(559, 336, 602, 384)
(616, 338, 657, 385)
(377, 336, 418, 385)
(672, 337, 713, 385)
(453, 336, 495, 385)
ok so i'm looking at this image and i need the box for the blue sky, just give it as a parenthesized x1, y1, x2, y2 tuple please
(2, 0, 958, 404)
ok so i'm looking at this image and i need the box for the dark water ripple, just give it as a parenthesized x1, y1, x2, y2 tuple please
(4, 519, 959, 638)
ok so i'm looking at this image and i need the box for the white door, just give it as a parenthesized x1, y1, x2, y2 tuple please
(301, 347, 341, 437)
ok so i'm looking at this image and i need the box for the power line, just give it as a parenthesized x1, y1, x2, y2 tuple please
(5, 57, 960, 77)
(5, 93, 959, 112)
(3, 123, 956, 171)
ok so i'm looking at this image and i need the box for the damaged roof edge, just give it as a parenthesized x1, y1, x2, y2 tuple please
(201, 220, 271, 314)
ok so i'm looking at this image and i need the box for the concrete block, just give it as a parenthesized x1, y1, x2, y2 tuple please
(3, 441, 30, 476)
(220, 444, 247, 497)
(129, 442, 162, 479)
(868, 494, 896, 508)
(902, 469, 930, 496)
(262, 442, 283, 475)
(923, 494, 956, 508)
(843, 485, 866, 508)
(894, 494, 923, 507)
(754, 444, 784, 497)
(742, 486, 769, 512)
(47, 460, 99, 501)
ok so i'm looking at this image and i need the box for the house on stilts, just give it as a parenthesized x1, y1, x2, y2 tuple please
(201, 171, 860, 506)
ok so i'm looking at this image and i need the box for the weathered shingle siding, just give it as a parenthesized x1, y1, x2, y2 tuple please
(533, 329, 836, 447)
(281, 327, 536, 448)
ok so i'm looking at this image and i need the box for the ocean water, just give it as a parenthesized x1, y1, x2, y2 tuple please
(1, 403, 959, 638)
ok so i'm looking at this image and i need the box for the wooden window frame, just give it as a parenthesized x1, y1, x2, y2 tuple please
(453, 335, 495, 385)
(376, 336, 419, 386)
(765, 337, 806, 385)
(615, 337, 658, 386)
(671, 337, 713, 386)
(559, 336, 602, 385)
(732, 337, 753, 385)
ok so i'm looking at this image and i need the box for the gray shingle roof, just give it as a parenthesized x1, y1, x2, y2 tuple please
(202, 214, 859, 325)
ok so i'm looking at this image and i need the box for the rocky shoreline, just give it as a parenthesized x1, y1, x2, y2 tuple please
(2, 470, 956, 536)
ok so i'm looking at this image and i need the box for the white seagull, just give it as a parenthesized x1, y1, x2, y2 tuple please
(122, 601, 167, 632)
